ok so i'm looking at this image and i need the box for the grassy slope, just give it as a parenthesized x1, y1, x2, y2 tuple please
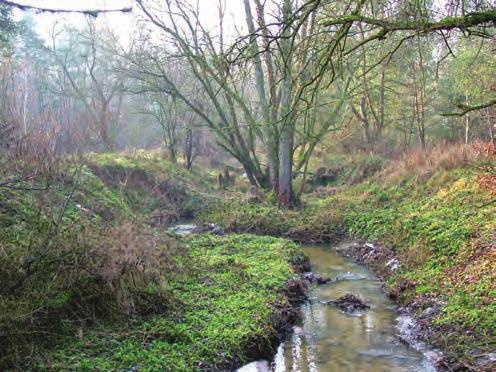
(43, 234, 299, 371)
(0, 152, 299, 370)
(87, 151, 217, 217)
(2, 149, 493, 368)
(337, 166, 495, 361)
(200, 154, 496, 365)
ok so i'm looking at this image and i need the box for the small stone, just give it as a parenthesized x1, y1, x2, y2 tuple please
(386, 258, 400, 271)
(193, 223, 225, 235)
(474, 353, 496, 366)
(421, 307, 436, 318)
(302, 272, 331, 285)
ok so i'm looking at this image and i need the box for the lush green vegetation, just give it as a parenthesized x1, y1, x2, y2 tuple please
(87, 151, 217, 217)
(0, 147, 494, 369)
(1, 0, 495, 369)
(341, 167, 495, 355)
(41, 234, 299, 370)
(0, 156, 172, 368)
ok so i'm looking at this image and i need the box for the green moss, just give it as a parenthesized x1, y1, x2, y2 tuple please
(325, 166, 495, 347)
(40, 234, 298, 370)
(0, 152, 218, 369)
(2, 150, 493, 368)
(87, 151, 216, 217)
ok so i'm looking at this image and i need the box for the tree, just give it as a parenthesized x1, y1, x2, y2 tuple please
(0, 3, 18, 55)
(134, 0, 353, 206)
(47, 20, 126, 150)
(320, 0, 496, 116)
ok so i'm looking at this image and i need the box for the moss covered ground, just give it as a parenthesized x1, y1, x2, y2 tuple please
(1, 149, 494, 369)
(40, 234, 299, 371)
(87, 151, 217, 217)
(340, 168, 495, 362)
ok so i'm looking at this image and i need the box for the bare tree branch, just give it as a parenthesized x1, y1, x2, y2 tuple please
(442, 99, 496, 117)
(0, 0, 132, 16)
(321, 10, 496, 38)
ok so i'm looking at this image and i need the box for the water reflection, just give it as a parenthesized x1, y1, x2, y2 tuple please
(238, 245, 436, 372)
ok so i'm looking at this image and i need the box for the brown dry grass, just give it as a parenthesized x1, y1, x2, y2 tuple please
(379, 141, 495, 183)
(0, 219, 186, 368)
(96, 222, 186, 314)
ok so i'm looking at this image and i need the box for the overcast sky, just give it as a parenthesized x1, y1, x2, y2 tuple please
(13, 0, 248, 43)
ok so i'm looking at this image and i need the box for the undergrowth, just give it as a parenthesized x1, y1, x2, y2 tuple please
(1, 152, 299, 370)
(1, 145, 494, 369)
(0, 153, 217, 369)
(38, 234, 299, 371)
(88, 151, 216, 220)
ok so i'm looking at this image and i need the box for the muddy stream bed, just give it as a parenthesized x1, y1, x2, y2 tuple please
(170, 224, 437, 371)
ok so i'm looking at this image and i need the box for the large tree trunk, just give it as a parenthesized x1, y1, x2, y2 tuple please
(243, 0, 279, 192)
(278, 123, 293, 207)
(277, 0, 295, 207)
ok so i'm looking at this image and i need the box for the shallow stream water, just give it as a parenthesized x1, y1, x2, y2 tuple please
(238, 245, 436, 372)
(168, 224, 436, 372)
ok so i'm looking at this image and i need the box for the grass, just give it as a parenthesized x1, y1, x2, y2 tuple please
(38, 234, 299, 371)
(342, 168, 495, 327)
(1, 146, 494, 369)
(341, 165, 495, 363)
(0, 159, 187, 369)
(87, 150, 217, 218)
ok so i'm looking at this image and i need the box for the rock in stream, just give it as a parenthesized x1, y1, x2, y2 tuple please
(326, 293, 371, 313)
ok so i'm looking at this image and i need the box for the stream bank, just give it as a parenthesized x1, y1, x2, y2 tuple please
(172, 224, 441, 371)
(29, 233, 306, 370)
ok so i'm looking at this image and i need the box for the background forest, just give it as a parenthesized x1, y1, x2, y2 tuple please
(1, 0, 494, 205)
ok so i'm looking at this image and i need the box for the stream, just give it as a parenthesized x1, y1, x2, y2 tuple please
(169, 224, 437, 371)
(239, 245, 437, 372)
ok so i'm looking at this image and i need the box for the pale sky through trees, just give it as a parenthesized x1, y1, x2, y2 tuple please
(13, 0, 250, 44)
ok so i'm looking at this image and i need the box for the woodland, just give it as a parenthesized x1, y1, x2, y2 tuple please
(0, 0, 495, 371)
